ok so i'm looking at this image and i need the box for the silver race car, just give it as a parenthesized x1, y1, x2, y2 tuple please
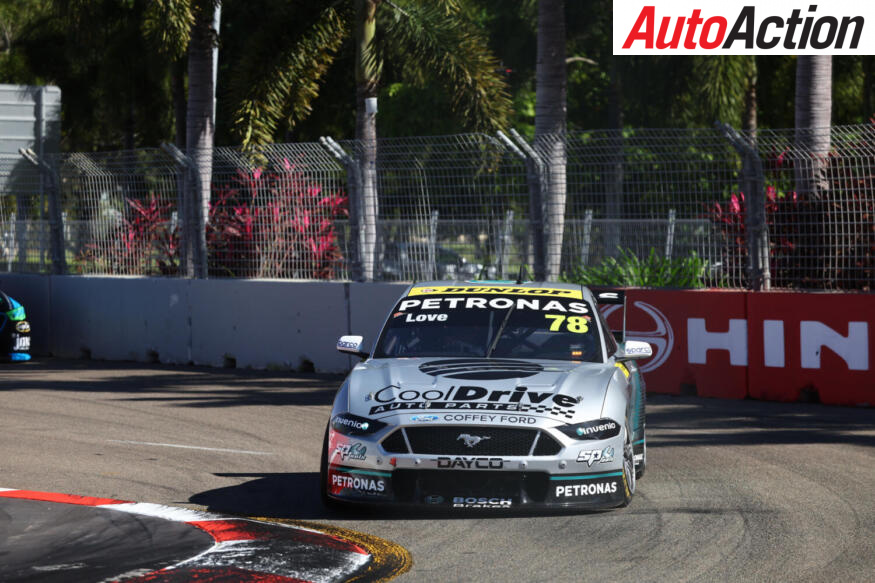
(321, 282, 652, 511)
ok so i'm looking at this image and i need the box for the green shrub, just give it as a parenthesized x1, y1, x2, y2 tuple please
(562, 248, 707, 288)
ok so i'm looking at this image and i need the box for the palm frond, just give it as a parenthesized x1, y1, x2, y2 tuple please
(382, 1, 512, 132)
(143, 0, 195, 58)
(228, 4, 349, 147)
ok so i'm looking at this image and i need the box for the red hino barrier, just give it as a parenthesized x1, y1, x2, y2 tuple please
(603, 290, 873, 406)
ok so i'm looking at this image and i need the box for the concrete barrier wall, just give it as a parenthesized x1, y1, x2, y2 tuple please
(0, 274, 407, 373)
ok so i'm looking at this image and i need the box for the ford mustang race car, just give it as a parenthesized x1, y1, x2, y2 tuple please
(321, 281, 652, 511)
(0, 290, 31, 362)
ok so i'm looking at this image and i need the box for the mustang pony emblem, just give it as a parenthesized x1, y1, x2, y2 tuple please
(457, 433, 491, 448)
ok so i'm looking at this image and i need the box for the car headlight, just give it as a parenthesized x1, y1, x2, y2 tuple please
(556, 418, 621, 440)
(331, 412, 388, 436)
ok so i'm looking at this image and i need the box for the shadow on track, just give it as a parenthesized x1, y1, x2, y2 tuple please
(0, 358, 341, 408)
(189, 472, 615, 521)
(647, 395, 875, 448)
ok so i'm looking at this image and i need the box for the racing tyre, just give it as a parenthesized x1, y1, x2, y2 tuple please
(618, 428, 636, 507)
(635, 434, 647, 480)
(319, 424, 338, 509)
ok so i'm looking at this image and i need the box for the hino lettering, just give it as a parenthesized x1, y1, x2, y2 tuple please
(452, 496, 513, 508)
(555, 482, 618, 497)
(331, 473, 386, 492)
(437, 456, 505, 469)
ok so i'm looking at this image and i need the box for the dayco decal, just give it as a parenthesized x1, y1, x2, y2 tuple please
(437, 456, 505, 469)
(442, 414, 537, 425)
(618, 3, 867, 53)
(577, 446, 615, 467)
(334, 442, 367, 461)
(398, 297, 589, 314)
(330, 472, 386, 493)
(409, 286, 582, 299)
(368, 385, 578, 416)
(555, 481, 618, 497)
(452, 496, 512, 508)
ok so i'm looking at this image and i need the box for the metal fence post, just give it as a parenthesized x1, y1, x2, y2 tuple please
(161, 143, 208, 278)
(320, 136, 364, 281)
(19, 148, 65, 274)
(498, 130, 546, 280)
(718, 123, 771, 291)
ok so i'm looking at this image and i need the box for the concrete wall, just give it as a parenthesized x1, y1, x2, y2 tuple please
(0, 274, 407, 373)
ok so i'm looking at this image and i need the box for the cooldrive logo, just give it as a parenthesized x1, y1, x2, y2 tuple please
(613, 1, 873, 55)
(368, 384, 578, 419)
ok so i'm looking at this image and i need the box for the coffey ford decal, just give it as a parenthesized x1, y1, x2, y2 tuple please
(614, 1, 874, 55)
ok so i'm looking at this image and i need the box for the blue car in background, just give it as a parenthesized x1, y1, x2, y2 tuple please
(0, 290, 31, 362)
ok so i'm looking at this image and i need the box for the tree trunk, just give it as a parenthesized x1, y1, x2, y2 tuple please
(743, 58, 757, 139)
(183, 1, 216, 278)
(605, 55, 623, 260)
(535, 0, 567, 281)
(864, 56, 873, 121)
(794, 55, 833, 287)
(354, 0, 380, 281)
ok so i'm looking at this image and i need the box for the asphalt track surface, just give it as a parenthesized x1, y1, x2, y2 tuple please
(1, 359, 873, 582)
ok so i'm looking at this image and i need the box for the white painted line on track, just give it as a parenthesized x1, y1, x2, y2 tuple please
(106, 440, 273, 455)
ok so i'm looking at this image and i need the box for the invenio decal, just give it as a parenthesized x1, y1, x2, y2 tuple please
(613, 1, 875, 55)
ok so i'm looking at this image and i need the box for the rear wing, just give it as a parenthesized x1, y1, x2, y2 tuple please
(592, 288, 626, 343)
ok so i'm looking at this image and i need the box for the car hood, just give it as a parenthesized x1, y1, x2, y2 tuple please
(347, 357, 618, 423)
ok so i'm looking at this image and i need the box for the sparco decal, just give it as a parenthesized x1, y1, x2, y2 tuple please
(555, 482, 618, 497)
(452, 496, 513, 508)
(331, 472, 386, 493)
(437, 456, 505, 469)
(614, 1, 872, 55)
(368, 385, 578, 417)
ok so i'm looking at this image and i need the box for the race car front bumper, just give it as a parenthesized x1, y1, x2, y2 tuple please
(327, 463, 627, 510)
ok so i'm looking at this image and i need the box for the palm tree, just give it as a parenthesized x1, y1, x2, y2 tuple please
(794, 56, 833, 286)
(225, 0, 512, 280)
(144, 0, 221, 277)
(535, 0, 566, 281)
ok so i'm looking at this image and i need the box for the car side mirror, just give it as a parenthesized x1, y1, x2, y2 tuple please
(337, 335, 369, 359)
(616, 340, 653, 361)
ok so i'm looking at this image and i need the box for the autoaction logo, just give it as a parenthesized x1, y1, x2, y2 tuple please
(613, 1, 873, 55)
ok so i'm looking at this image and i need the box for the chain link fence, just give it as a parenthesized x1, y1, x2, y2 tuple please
(1, 125, 872, 290)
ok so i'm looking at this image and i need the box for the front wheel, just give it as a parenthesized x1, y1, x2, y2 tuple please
(319, 423, 337, 509)
(635, 433, 647, 480)
(618, 428, 636, 507)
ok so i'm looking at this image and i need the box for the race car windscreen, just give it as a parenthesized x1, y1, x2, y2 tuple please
(374, 293, 603, 362)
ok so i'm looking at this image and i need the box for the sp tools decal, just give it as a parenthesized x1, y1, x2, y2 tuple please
(614, 1, 873, 55)
(578, 446, 615, 467)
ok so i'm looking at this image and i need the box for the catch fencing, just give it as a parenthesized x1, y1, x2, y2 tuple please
(1, 125, 873, 290)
